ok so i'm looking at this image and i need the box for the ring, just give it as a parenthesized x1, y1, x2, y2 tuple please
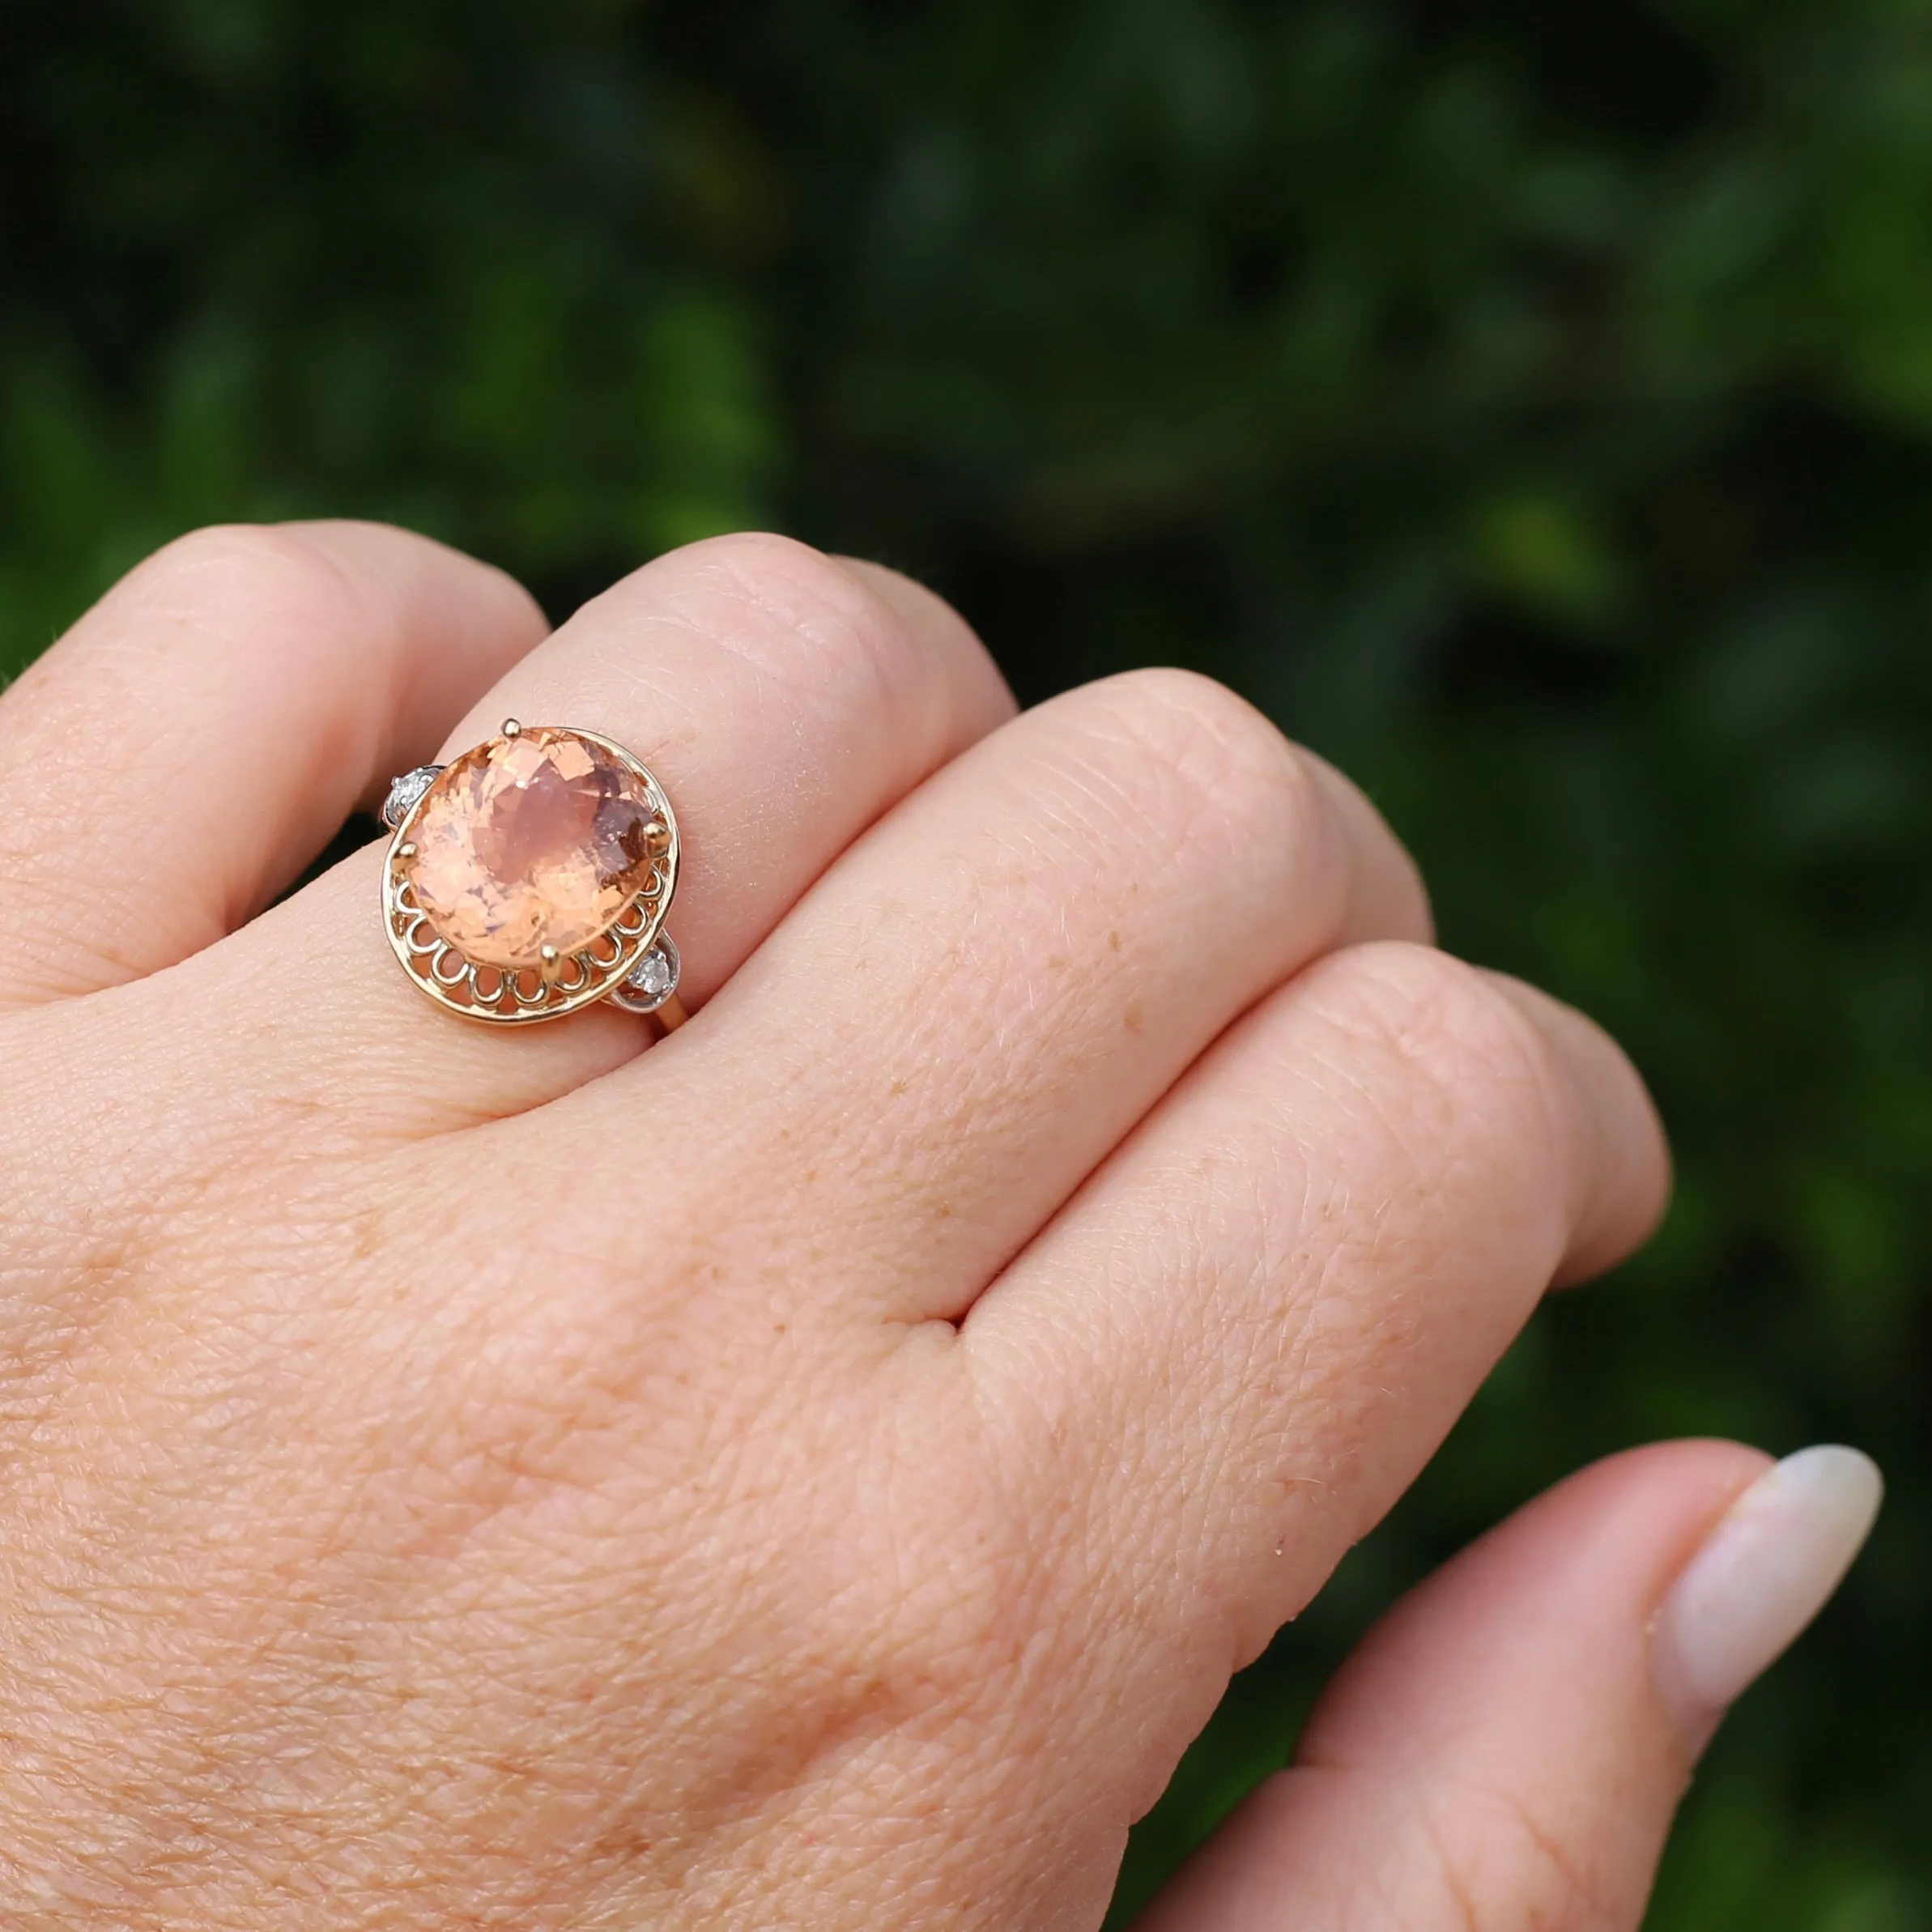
(379, 720, 686, 1032)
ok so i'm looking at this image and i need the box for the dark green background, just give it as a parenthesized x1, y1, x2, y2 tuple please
(3, 3, 1928, 1924)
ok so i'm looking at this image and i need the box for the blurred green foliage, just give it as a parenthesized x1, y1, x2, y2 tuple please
(3, 2, 1930, 1924)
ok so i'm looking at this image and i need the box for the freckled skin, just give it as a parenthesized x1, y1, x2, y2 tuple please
(0, 525, 1694, 1932)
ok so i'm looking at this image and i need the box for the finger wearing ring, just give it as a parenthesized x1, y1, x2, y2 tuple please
(381, 718, 686, 1032)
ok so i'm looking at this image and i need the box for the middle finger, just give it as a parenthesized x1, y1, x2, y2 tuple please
(548, 669, 1432, 1321)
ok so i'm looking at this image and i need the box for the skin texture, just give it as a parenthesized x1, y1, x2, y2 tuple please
(0, 523, 1744, 1930)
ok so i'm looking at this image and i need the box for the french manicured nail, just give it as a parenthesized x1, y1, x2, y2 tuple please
(1656, 1445, 1883, 1747)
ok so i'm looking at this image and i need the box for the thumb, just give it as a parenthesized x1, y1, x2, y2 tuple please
(1133, 1440, 1882, 1932)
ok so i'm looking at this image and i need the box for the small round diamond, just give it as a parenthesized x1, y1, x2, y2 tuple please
(381, 764, 443, 829)
(615, 935, 681, 1014)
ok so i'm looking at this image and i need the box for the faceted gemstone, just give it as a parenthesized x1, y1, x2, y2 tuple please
(401, 727, 662, 972)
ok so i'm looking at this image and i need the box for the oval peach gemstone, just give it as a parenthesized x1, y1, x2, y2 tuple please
(402, 728, 661, 972)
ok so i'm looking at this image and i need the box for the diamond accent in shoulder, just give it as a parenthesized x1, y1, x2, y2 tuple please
(611, 934, 681, 1015)
(381, 764, 445, 830)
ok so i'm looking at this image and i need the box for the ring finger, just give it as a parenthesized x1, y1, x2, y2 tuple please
(87, 531, 1015, 1137)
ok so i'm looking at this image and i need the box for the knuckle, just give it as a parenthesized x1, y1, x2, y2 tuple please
(867, 1510, 1035, 1701)
(1076, 667, 1334, 865)
(832, 1417, 1051, 1725)
(84, 522, 541, 680)
(1308, 940, 1566, 1183)
(676, 528, 857, 610)
(674, 530, 896, 662)
(132, 521, 360, 622)
(647, 531, 938, 732)
(8, 523, 385, 738)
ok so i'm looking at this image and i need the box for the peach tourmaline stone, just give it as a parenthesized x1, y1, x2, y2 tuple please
(401, 728, 662, 973)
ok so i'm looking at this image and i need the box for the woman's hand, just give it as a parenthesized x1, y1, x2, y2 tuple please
(0, 525, 1878, 1929)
